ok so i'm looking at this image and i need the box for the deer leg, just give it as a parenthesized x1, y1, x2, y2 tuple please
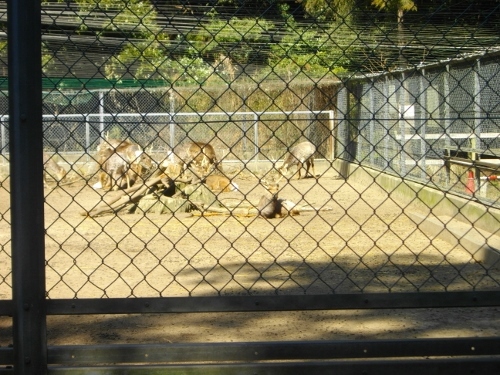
(103, 171, 112, 190)
(310, 159, 316, 177)
(297, 162, 303, 179)
(304, 160, 311, 178)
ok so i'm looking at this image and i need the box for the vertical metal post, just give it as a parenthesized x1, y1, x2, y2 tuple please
(399, 73, 407, 177)
(369, 80, 375, 167)
(242, 95, 248, 157)
(8, 0, 47, 373)
(85, 115, 90, 152)
(328, 109, 335, 160)
(337, 87, 346, 160)
(357, 84, 365, 164)
(169, 89, 175, 148)
(0, 115, 6, 157)
(383, 77, 390, 171)
(419, 70, 428, 181)
(253, 112, 259, 160)
(443, 65, 451, 187)
(473, 59, 482, 190)
(99, 91, 105, 135)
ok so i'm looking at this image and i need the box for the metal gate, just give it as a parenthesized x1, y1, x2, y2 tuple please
(1, 0, 500, 373)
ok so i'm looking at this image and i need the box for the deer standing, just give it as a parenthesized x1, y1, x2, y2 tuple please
(161, 142, 219, 180)
(43, 153, 66, 187)
(278, 141, 316, 179)
(93, 138, 151, 190)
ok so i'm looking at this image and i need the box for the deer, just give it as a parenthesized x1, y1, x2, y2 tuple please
(43, 153, 67, 187)
(93, 137, 151, 190)
(278, 141, 316, 179)
(161, 141, 219, 181)
(257, 176, 299, 219)
(204, 174, 239, 193)
(179, 141, 218, 177)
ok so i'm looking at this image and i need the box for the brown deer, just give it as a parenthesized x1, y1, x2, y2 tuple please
(93, 138, 151, 190)
(278, 141, 316, 179)
(43, 153, 66, 187)
(162, 142, 219, 180)
(204, 174, 238, 193)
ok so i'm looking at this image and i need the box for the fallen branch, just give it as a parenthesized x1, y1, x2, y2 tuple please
(82, 174, 165, 217)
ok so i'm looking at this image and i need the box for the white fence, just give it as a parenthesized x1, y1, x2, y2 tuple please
(0, 109, 335, 164)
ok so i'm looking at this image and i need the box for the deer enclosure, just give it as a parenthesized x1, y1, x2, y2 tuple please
(1, 158, 497, 302)
(1, 158, 500, 348)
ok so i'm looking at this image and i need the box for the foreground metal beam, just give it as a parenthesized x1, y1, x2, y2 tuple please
(8, 341, 500, 374)
(44, 358, 500, 375)
(7, 0, 46, 373)
(46, 337, 500, 364)
(46, 291, 500, 314)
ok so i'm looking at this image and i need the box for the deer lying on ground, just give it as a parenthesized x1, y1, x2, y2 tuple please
(258, 176, 299, 219)
(43, 153, 67, 187)
(204, 174, 239, 193)
(93, 138, 152, 190)
(278, 141, 316, 179)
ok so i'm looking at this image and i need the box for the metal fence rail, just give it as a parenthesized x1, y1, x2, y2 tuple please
(1, 110, 334, 160)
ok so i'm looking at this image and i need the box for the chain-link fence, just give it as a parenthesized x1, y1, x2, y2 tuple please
(336, 53, 500, 204)
(1, 0, 500, 373)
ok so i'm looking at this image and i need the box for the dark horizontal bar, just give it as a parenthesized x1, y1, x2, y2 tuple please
(47, 337, 500, 365)
(0, 348, 13, 366)
(0, 337, 498, 366)
(46, 357, 500, 375)
(0, 301, 12, 316)
(46, 291, 500, 315)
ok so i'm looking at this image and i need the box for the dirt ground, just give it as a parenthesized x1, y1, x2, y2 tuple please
(0, 160, 499, 346)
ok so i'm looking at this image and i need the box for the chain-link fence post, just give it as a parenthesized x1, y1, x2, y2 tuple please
(8, 0, 47, 372)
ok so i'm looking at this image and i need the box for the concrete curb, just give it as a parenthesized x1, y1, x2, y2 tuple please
(409, 212, 500, 270)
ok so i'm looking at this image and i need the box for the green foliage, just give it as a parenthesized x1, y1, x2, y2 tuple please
(70, 0, 174, 81)
(190, 16, 273, 65)
(104, 38, 170, 81)
(49, 0, 421, 85)
(41, 42, 54, 74)
(0, 41, 6, 60)
(108, 125, 123, 139)
(302, 0, 355, 21)
(371, 0, 416, 12)
(0, 39, 53, 74)
(267, 24, 353, 80)
(73, 0, 158, 32)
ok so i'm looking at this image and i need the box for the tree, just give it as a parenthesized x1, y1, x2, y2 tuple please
(71, 0, 172, 81)
(371, 0, 416, 29)
(301, 0, 355, 22)
(371, 0, 416, 67)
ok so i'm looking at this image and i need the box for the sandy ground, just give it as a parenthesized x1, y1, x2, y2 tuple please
(0, 160, 499, 346)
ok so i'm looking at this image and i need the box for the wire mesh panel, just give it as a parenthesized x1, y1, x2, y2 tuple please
(1, 0, 500, 373)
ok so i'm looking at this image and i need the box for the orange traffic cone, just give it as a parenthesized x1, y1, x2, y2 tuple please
(466, 170, 475, 195)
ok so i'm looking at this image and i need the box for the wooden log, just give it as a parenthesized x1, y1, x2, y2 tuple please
(82, 174, 165, 217)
